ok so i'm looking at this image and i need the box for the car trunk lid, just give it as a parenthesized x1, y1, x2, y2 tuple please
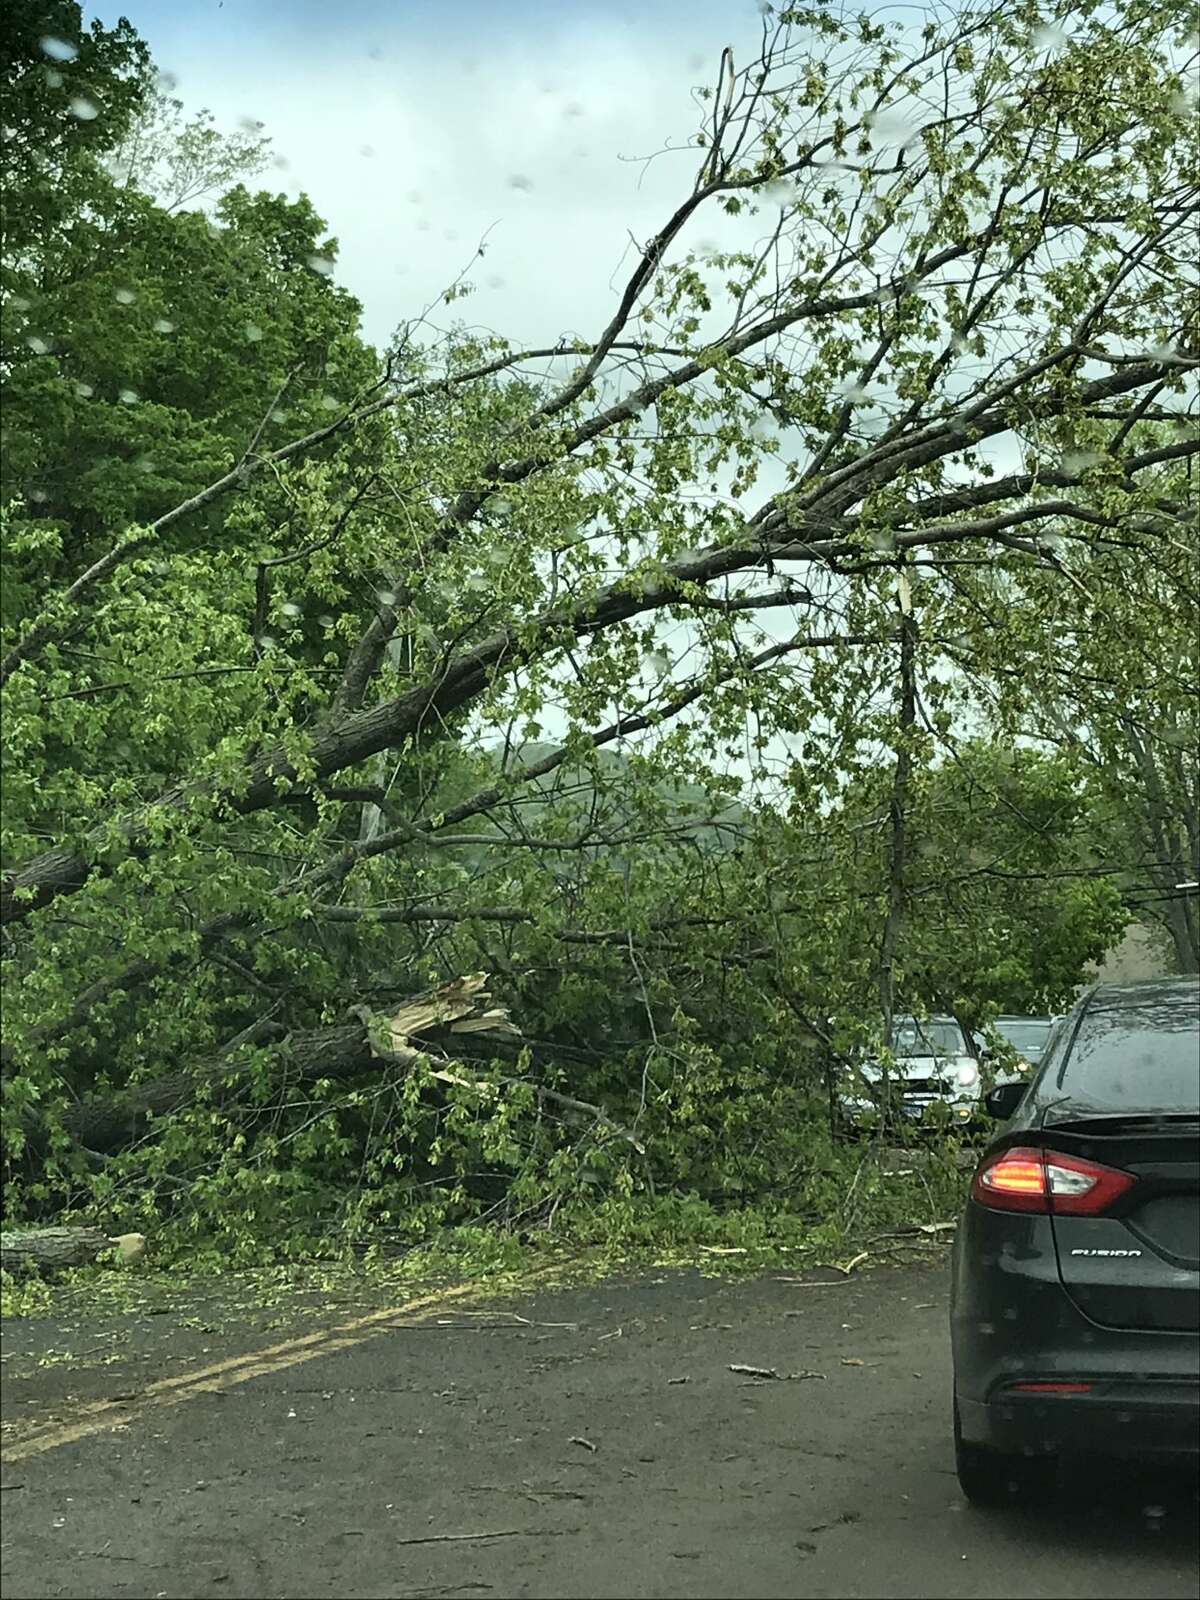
(1041, 1115, 1200, 1332)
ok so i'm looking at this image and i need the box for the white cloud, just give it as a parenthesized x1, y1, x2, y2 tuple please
(129, 8, 763, 349)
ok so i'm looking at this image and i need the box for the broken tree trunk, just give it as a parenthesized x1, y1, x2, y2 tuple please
(37, 975, 521, 1156)
(0, 1227, 146, 1275)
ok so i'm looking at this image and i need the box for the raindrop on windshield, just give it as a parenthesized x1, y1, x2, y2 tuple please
(153, 318, 175, 334)
(865, 105, 923, 148)
(359, 144, 375, 158)
(39, 36, 79, 63)
(74, 381, 94, 398)
(244, 323, 264, 342)
(320, 395, 341, 411)
(280, 602, 302, 618)
(68, 96, 99, 121)
(119, 388, 139, 404)
(307, 255, 335, 277)
(1030, 22, 1069, 53)
(44, 68, 64, 88)
(25, 335, 50, 354)
(508, 174, 534, 192)
(114, 288, 136, 305)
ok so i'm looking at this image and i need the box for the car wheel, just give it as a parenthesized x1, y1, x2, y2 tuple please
(953, 1396, 1054, 1507)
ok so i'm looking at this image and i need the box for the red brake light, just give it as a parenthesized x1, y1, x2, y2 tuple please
(1008, 1382, 1093, 1393)
(972, 1145, 1136, 1215)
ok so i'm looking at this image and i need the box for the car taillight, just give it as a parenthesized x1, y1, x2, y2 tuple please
(1008, 1382, 1093, 1393)
(971, 1145, 1136, 1215)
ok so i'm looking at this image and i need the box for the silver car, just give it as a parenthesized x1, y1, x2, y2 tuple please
(839, 1015, 982, 1131)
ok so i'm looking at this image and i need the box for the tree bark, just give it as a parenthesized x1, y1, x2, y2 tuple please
(57, 1020, 375, 1154)
(1122, 718, 1200, 975)
(878, 593, 918, 1048)
(32, 977, 519, 1156)
(1, 1226, 112, 1274)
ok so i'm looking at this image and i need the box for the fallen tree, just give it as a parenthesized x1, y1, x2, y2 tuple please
(23, 975, 644, 1164)
(3, 1, 1196, 1248)
(0, 1227, 147, 1275)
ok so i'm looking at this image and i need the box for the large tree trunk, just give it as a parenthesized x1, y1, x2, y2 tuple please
(32, 976, 520, 1157)
(59, 1020, 374, 1154)
(1, 1227, 147, 1274)
(1, 1226, 111, 1273)
(1123, 719, 1200, 975)
(878, 592, 918, 1047)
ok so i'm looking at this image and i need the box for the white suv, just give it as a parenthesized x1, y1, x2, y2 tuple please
(839, 1015, 982, 1131)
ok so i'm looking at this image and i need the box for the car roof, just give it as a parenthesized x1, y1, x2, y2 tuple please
(1085, 977, 1200, 1018)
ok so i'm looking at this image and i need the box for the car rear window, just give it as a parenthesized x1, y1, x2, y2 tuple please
(995, 1020, 1051, 1053)
(1058, 1000, 1200, 1112)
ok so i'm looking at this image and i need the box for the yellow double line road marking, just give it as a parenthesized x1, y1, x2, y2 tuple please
(1, 1277, 503, 1465)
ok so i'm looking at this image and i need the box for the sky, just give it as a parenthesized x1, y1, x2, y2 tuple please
(88, 0, 778, 351)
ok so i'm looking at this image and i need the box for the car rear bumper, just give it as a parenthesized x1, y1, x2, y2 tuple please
(957, 1380, 1200, 1459)
(839, 1095, 978, 1130)
(952, 1203, 1200, 1460)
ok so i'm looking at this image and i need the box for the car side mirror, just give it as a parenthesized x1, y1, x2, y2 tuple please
(984, 1082, 1026, 1120)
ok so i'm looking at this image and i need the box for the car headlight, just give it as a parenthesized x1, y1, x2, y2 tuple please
(955, 1062, 979, 1088)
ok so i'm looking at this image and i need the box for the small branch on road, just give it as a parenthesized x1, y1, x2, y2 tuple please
(391, 1530, 554, 1547)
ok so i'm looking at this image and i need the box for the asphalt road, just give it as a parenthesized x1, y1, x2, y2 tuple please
(1, 1261, 1196, 1600)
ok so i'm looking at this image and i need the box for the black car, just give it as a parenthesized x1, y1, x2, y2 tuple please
(991, 1014, 1056, 1075)
(950, 977, 1200, 1505)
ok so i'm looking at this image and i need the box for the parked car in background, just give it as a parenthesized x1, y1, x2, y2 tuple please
(951, 977, 1200, 1505)
(984, 1014, 1058, 1086)
(838, 1014, 982, 1133)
